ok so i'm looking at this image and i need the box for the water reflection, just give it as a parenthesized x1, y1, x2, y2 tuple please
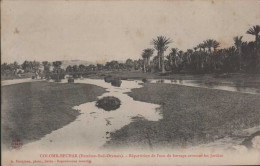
(1, 78, 41, 86)
(148, 79, 259, 94)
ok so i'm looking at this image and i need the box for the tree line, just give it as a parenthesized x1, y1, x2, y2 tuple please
(1, 59, 141, 75)
(1, 25, 259, 76)
(141, 25, 260, 74)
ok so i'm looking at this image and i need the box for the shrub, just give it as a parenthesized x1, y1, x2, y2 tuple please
(121, 77, 128, 80)
(142, 78, 147, 83)
(111, 78, 122, 87)
(96, 96, 121, 111)
(55, 79, 61, 82)
(104, 75, 114, 83)
(68, 78, 74, 83)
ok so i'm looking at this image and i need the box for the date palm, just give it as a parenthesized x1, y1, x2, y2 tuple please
(145, 48, 154, 66)
(201, 43, 206, 52)
(213, 40, 220, 52)
(168, 48, 179, 69)
(186, 49, 193, 64)
(204, 39, 214, 53)
(142, 48, 154, 72)
(233, 36, 243, 70)
(246, 25, 260, 44)
(151, 36, 172, 73)
(197, 44, 204, 51)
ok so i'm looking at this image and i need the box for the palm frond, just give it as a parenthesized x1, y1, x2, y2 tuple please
(246, 25, 260, 35)
(151, 36, 173, 51)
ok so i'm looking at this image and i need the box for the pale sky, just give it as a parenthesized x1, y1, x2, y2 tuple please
(1, 0, 260, 64)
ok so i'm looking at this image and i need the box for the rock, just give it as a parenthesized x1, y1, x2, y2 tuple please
(96, 96, 121, 111)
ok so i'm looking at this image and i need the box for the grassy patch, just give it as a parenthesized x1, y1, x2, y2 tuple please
(105, 83, 260, 149)
(1, 81, 106, 149)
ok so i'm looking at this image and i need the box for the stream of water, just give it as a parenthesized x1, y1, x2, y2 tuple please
(147, 79, 260, 95)
(19, 79, 162, 151)
(2, 78, 259, 152)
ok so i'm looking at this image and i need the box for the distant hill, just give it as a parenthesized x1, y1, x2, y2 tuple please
(60, 60, 95, 69)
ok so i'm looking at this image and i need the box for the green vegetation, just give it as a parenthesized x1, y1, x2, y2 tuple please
(1, 82, 106, 149)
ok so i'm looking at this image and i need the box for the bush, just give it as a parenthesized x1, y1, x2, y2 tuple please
(142, 78, 147, 83)
(73, 74, 80, 79)
(50, 74, 65, 80)
(121, 77, 128, 80)
(54, 78, 61, 82)
(96, 96, 121, 111)
(68, 78, 74, 83)
(104, 75, 114, 83)
(111, 78, 122, 87)
(156, 79, 164, 83)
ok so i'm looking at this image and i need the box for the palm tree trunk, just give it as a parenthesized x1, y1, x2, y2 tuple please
(256, 35, 260, 51)
(143, 58, 146, 73)
(147, 57, 150, 66)
(162, 52, 165, 73)
(171, 58, 174, 72)
(238, 47, 242, 70)
(158, 51, 161, 70)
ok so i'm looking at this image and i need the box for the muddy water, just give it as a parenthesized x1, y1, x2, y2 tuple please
(19, 79, 162, 151)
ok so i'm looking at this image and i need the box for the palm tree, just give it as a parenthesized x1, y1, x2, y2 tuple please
(168, 48, 179, 70)
(186, 49, 193, 64)
(197, 44, 204, 51)
(211, 40, 220, 70)
(144, 48, 154, 66)
(201, 43, 206, 52)
(142, 48, 154, 72)
(233, 36, 243, 70)
(212, 40, 220, 52)
(151, 36, 172, 73)
(205, 39, 214, 53)
(246, 25, 260, 44)
(142, 51, 148, 72)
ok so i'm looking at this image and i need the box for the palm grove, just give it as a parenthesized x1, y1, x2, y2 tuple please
(1, 25, 260, 77)
(142, 25, 260, 74)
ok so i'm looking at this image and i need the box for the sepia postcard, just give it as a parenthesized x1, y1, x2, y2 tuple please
(1, 0, 260, 165)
